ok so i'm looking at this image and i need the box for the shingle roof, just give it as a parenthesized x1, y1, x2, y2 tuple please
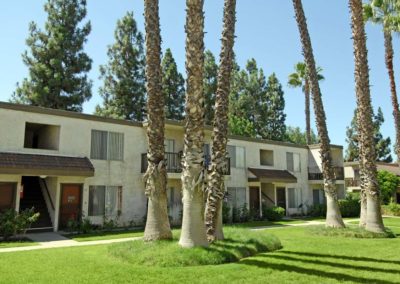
(248, 167, 297, 183)
(0, 152, 94, 177)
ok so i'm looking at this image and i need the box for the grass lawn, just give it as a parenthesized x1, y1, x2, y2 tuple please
(64, 229, 144, 242)
(0, 239, 37, 249)
(0, 218, 399, 283)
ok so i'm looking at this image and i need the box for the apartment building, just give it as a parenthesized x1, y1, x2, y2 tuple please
(0, 102, 345, 231)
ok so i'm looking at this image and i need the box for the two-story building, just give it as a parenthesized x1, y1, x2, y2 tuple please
(0, 102, 345, 231)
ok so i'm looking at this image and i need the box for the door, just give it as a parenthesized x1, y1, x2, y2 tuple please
(276, 187, 286, 210)
(59, 184, 82, 229)
(0, 183, 16, 211)
(249, 187, 260, 212)
(397, 192, 400, 204)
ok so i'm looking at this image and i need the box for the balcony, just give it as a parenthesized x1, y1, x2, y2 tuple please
(345, 179, 361, 187)
(308, 166, 344, 180)
(141, 152, 230, 175)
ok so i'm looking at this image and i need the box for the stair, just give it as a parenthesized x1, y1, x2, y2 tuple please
(19, 177, 53, 229)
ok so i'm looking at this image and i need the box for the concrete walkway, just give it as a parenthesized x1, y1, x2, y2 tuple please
(0, 232, 142, 253)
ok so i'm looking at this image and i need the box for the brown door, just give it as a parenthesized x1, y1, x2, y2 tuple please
(276, 187, 286, 209)
(59, 184, 82, 229)
(249, 187, 260, 212)
(0, 183, 16, 211)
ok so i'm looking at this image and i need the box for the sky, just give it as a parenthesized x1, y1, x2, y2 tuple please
(0, 0, 398, 153)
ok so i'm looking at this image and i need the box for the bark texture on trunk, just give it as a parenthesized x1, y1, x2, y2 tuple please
(143, 0, 172, 241)
(349, 0, 385, 233)
(179, 0, 208, 248)
(304, 79, 311, 145)
(384, 30, 400, 163)
(205, 0, 236, 243)
(293, 0, 344, 228)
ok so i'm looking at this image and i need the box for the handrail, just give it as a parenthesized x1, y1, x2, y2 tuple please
(40, 178, 55, 211)
(261, 191, 275, 205)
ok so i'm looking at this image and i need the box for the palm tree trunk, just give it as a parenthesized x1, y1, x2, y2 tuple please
(143, 0, 172, 241)
(349, 0, 384, 233)
(384, 30, 400, 162)
(179, 0, 208, 248)
(304, 79, 311, 144)
(205, 0, 236, 243)
(293, 0, 345, 228)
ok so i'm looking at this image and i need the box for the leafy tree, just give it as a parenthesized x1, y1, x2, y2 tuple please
(345, 107, 392, 162)
(228, 115, 256, 137)
(377, 170, 400, 204)
(162, 48, 185, 120)
(285, 126, 318, 145)
(259, 73, 286, 141)
(12, 0, 92, 112)
(95, 12, 146, 121)
(203, 50, 218, 125)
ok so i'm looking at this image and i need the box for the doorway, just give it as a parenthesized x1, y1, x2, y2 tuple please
(276, 187, 286, 210)
(59, 184, 82, 229)
(0, 183, 16, 211)
(249, 187, 260, 213)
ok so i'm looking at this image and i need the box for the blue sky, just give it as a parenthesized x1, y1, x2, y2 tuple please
(0, 0, 398, 152)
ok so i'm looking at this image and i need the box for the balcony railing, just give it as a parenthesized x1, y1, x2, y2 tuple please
(345, 179, 361, 187)
(141, 152, 230, 175)
(308, 166, 344, 180)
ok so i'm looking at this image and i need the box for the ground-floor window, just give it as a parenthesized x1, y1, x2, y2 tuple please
(0, 183, 16, 211)
(313, 189, 326, 205)
(227, 187, 246, 209)
(288, 188, 297, 208)
(88, 186, 122, 216)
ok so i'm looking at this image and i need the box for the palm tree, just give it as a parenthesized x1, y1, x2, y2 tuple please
(349, 0, 385, 233)
(142, 0, 172, 241)
(292, 0, 345, 228)
(364, 0, 400, 163)
(205, 0, 237, 243)
(179, 0, 208, 248)
(288, 62, 324, 145)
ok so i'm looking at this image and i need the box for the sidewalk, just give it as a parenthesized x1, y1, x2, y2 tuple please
(0, 232, 142, 253)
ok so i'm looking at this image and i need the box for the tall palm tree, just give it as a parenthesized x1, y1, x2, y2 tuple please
(292, 0, 345, 228)
(288, 62, 324, 145)
(142, 0, 172, 241)
(349, 0, 385, 233)
(364, 0, 400, 163)
(179, 0, 208, 248)
(205, 0, 237, 243)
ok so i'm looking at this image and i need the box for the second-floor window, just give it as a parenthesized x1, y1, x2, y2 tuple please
(260, 149, 274, 166)
(227, 145, 245, 168)
(286, 152, 300, 172)
(90, 130, 124, 161)
(164, 139, 175, 153)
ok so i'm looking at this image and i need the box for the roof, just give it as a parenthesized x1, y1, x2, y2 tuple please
(344, 161, 400, 176)
(248, 167, 297, 183)
(0, 152, 95, 177)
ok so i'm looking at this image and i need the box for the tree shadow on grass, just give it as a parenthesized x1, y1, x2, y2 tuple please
(280, 251, 400, 266)
(240, 259, 397, 284)
(258, 253, 400, 274)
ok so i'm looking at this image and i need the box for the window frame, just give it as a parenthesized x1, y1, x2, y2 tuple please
(88, 185, 122, 217)
(90, 130, 124, 161)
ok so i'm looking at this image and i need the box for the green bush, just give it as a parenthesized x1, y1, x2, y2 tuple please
(222, 202, 231, 224)
(263, 206, 285, 221)
(307, 204, 326, 217)
(377, 170, 400, 204)
(0, 208, 39, 241)
(338, 196, 360, 217)
(382, 202, 400, 216)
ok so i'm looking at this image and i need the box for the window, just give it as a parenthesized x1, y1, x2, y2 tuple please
(260, 149, 274, 166)
(24, 122, 60, 150)
(0, 183, 16, 211)
(313, 189, 326, 205)
(227, 187, 246, 208)
(227, 145, 245, 168)
(89, 186, 122, 216)
(164, 139, 175, 153)
(287, 152, 300, 172)
(288, 188, 297, 208)
(90, 130, 124, 161)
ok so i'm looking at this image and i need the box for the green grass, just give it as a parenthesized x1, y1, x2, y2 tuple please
(64, 229, 144, 242)
(1, 218, 399, 283)
(109, 228, 281, 267)
(0, 239, 37, 248)
(309, 225, 396, 238)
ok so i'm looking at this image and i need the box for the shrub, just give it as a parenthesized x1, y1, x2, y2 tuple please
(0, 208, 39, 241)
(222, 202, 231, 224)
(103, 216, 119, 231)
(377, 170, 400, 204)
(382, 202, 400, 216)
(80, 218, 94, 234)
(338, 196, 360, 217)
(239, 203, 251, 223)
(263, 206, 285, 221)
(307, 204, 326, 217)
